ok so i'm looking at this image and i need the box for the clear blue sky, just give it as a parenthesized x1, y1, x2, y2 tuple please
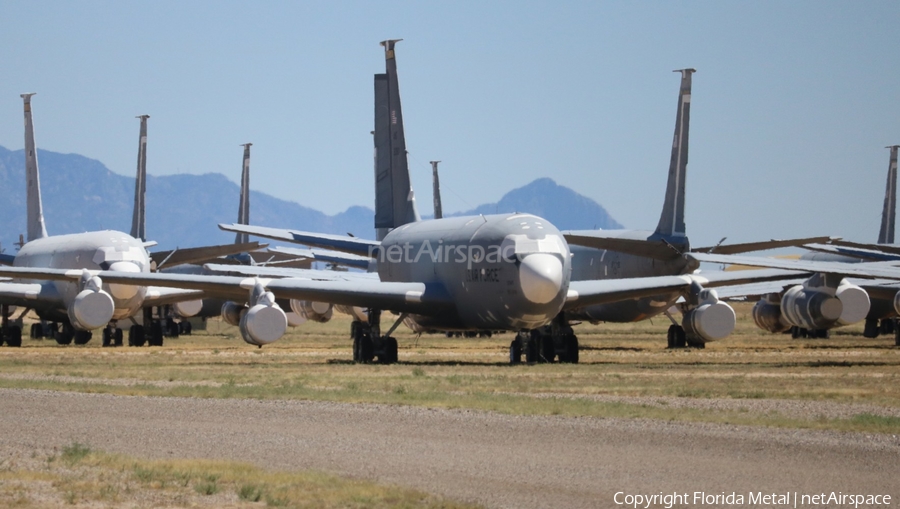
(1, 1, 898, 247)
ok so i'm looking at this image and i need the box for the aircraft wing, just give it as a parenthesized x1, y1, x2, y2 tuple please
(202, 263, 378, 282)
(829, 239, 900, 256)
(688, 253, 900, 280)
(0, 281, 61, 307)
(218, 224, 378, 258)
(268, 246, 373, 270)
(693, 236, 837, 254)
(801, 243, 900, 262)
(564, 268, 808, 310)
(150, 241, 266, 269)
(563, 230, 676, 260)
(0, 267, 452, 315)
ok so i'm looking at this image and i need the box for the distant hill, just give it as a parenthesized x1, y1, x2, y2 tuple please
(0, 146, 621, 252)
(446, 178, 622, 230)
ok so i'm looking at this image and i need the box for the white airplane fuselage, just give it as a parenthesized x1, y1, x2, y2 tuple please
(14, 230, 150, 324)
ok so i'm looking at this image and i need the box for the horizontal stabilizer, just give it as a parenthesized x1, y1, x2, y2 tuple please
(693, 236, 837, 255)
(563, 230, 681, 260)
(150, 241, 265, 269)
(219, 224, 378, 258)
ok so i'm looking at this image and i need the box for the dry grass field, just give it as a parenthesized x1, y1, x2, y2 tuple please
(1, 303, 899, 507)
(1, 303, 898, 434)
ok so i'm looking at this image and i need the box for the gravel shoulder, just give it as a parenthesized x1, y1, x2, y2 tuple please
(1, 389, 898, 509)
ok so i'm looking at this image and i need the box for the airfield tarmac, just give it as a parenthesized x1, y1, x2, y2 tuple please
(0, 307, 899, 508)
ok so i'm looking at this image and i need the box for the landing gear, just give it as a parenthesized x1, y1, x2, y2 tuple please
(667, 324, 686, 348)
(895, 325, 900, 347)
(880, 318, 896, 336)
(518, 314, 579, 364)
(164, 317, 180, 338)
(350, 310, 400, 364)
(864, 318, 880, 338)
(0, 305, 22, 347)
(73, 330, 92, 345)
(509, 332, 526, 364)
(128, 325, 146, 346)
(55, 323, 74, 345)
(102, 325, 124, 347)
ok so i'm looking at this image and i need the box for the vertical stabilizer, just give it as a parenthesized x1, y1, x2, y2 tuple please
(21, 93, 47, 242)
(653, 69, 695, 240)
(235, 143, 252, 245)
(131, 115, 149, 241)
(878, 145, 899, 244)
(374, 39, 420, 240)
(431, 160, 443, 219)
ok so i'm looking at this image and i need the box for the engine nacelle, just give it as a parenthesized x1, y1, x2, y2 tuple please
(780, 285, 843, 330)
(682, 289, 736, 342)
(221, 301, 248, 327)
(174, 299, 203, 318)
(752, 298, 791, 333)
(834, 281, 870, 326)
(286, 311, 307, 327)
(335, 305, 368, 322)
(290, 300, 333, 323)
(68, 288, 115, 330)
(240, 291, 288, 346)
(894, 290, 900, 316)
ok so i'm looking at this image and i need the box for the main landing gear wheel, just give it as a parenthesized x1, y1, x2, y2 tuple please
(73, 330, 92, 345)
(128, 325, 146, 347)
(509, 333, 525, 364)
(55, 324, 74, 345)
(863, 318, 879, 338)
(1, 326, 22, 347)
(148, 322, 164, 347)
(667, 325, 686, 348)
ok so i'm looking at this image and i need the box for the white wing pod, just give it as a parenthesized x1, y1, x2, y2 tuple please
(780, 285, 843, 330)
(286, 311, 307, 327)
(834, 281, 870, 326)
(683, 301, 736, 342)
(335, 305, 368, 322)
(894, 290, 900, 316)
(68, 287, 115, 330)
(751, 299, 791, 333)
(221, 301, 248, 327)
(106, 261, 142, 300)
(174, 299, 203, 318)
(290, 299, 333, 323)
(240, 299, 287, 346)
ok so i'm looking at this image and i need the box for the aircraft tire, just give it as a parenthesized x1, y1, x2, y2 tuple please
(674, 326, 687, 348)
(55, 325, 74, 345)
(114, 328, 123, 346)
(560, 334, 578, 364)
(6, 326, 22, 347)
(128, 325, 145, 347)
(895, 327, 900, 347)
(863, 319, 879, 338)
(149, 322, 164, 347)
(666, 325, 676, 348)
(359, 335, 374, 363)
(380, 336, 398, 364)
(540, 335, 555, 363)
(73, 331, 92, 345)
(102, 329, 112, 347)
(524, 333, 540, 363)
(509, 337, 523, 364)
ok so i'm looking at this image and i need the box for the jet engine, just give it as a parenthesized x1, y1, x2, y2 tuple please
(335, 305, 368, 322)
(834, 281, 870, 326)
(174, 299, 203, 318)
(681, 289, 736, 342)
(751, 294, 791, 333)
(68, 275, 115, 330)
(221, 301, 248, 327)
(241, 290, 287, 346)
(893, 290, 900, 316)
(291, 300, 333, 323)
(779, 285, 843, 330)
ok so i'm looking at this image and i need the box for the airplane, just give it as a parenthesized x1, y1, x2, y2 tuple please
(0, 94, 215, 348)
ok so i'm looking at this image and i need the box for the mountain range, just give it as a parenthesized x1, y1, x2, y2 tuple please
(0, 145, 621, 252)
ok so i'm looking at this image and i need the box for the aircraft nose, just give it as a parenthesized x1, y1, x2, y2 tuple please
(518, 253, 563, 304)
(107, 261, 142, 300)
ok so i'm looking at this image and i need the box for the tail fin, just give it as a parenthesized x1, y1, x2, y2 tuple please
(235, 143, 252, 245)
(374, 39, 420, 241)
(21, 93, 47, 242)
(878, 145, 899, 244)
(131, 115, 149, 241)
(431, 160, 443, 219)
(653, 69, 695, 240)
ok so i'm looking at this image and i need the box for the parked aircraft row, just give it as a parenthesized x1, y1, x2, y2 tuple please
(0, 40, 898, 362)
